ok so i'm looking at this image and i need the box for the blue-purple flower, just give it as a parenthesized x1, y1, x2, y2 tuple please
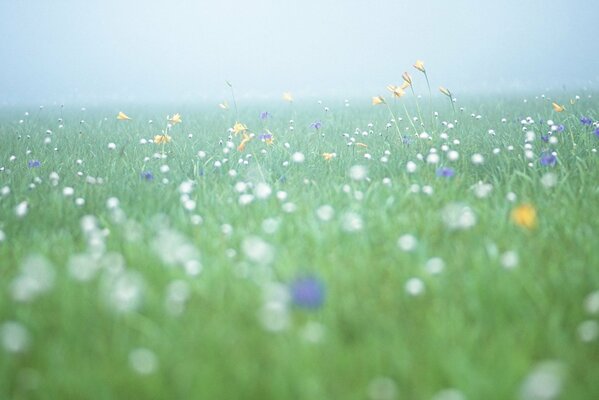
(28, 160, 41, 168)
(556, 124, 565, 132)
(539, 153, 557, 167)
(290, 276, 325, 309)
(594, 127, 599, 138)
(540, 134, 550, 143)
(580, 116, 593, 126)
(436, 167, 455, 178)
(141, 171, 154, 181)
(259, 111, 270, 120)
(310, 121, 322, 130)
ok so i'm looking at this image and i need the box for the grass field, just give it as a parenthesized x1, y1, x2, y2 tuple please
(1, 92, 599, 399)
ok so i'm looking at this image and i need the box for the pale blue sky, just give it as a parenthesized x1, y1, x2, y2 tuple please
(1, 0, 598, 103)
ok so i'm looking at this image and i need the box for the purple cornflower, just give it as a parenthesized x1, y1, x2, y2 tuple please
(556, 124, 565, 132)
(594, 127, 599, 137)
(541, 134, 550, 143)
(259, 111, 270, 120)
(258, 133, 272, 141)
(436, 167, 455, 178)
(28, 160, 41, 168)
(580, 116, 593, 126)
(539, 153, 557, 167)
(141, 171, 154, 181)
(290, 276, 325, 309)
(310, 121, 322, 130)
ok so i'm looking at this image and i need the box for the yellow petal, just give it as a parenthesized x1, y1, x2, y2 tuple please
(402, 72, 412, 85)
(117, 111, 131, 120)
(283, 92, 293, 102)
(232, 122, 248, 135)
(439, 86, 451, 97)
(511, 204, 537, 230)
(413, 60, 426, 73)
(169, 113, 182, 124)
(372, 96, 385, 105)
(552, 102, 565, 112)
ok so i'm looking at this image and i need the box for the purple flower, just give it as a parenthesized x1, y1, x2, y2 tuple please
(540, 134, 550, 143)
(28, 160, 41, 168)
(580, 117, 593, 126)
(141, 171, 154, 181)
(290, 276, 325, 309)
(310, 121, 322, 130)
(539, 153, 557, 167)
(436, 167, 455, 178)
(259, 111, 270, 120)
(556, 124, 565, 132)
(258, 133, 272, 141)
(594, 127, 599, 137)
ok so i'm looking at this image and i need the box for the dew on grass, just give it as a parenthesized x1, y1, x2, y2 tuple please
(129, 348, 158, 375)
(367, 376, 398, 400)
(519, 361, 565, 400)
(11, 254, 55, 302)
(1, 321, 30, 353)
(441, 203, 476, 230)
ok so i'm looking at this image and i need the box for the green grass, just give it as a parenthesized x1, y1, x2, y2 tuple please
(1, 94, 599, 399)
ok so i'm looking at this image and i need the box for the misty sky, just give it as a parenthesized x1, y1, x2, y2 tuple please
(1, 0, 598, 104)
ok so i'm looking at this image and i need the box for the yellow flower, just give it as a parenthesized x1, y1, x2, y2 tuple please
(283, 92, 294, 102)
(400, 81, 411, 90)
(372, 96, 385, 105)
(219, 101, 229, 110)
(552, 102, 565, 112)
(169, 113, 182, 125)
(413, 60, 426, 73)
(322, 152, 336, 161)
(569, 99, 576, 105)
(439, 86, 452, 97)
(237, 132, 251, 152)
(511, 203, 537, 230)
(117, 111, 131, 120)
(402, 72, 412, 85)
(386, 85, 405, 98)
(232, 122, 248, 135)
(154, 134, 172, 144)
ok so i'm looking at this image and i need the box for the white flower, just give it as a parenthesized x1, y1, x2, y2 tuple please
(349, 165, 368, 181)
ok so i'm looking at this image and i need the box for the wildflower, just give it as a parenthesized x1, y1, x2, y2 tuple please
(28, 160, 41, 168)
(402, 72, 412, 85)
(310, 121, 322, 130)
(169, 113, 182, 125)
(581, 116, 593, 126)
(386, 85, 405, 98)
(439, 86, 452, 97)
(372, 96, 385, 105)
(141, 171, 154, 181)
(290, 276, 325, 309)
(153, 134, 171, 144)
(413, 60, 426, 72)
(552, 102, 565, 112)
(595, 127, 599, 137)
(117, 111, 131, 120)
(322, 152, 336, 161)
(436, 167, 455, 178)
(511, 203, 537, 230)
(259, 132, 274, 145)
(218, 101, 229, 110)
(539, 152, 557, 167)
(237, 133, 251, 152)
(282, 92, 293, 102)
(355, 142, 368, 148)
(400, 81, 411, 90)
(259, 111, 270, 120)
(232, 122, 247, 135)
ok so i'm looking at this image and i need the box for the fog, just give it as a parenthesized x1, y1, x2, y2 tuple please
(1, 0, 598, 104)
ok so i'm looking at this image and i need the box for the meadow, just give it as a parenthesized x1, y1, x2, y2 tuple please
(1, 85, 599, 399)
